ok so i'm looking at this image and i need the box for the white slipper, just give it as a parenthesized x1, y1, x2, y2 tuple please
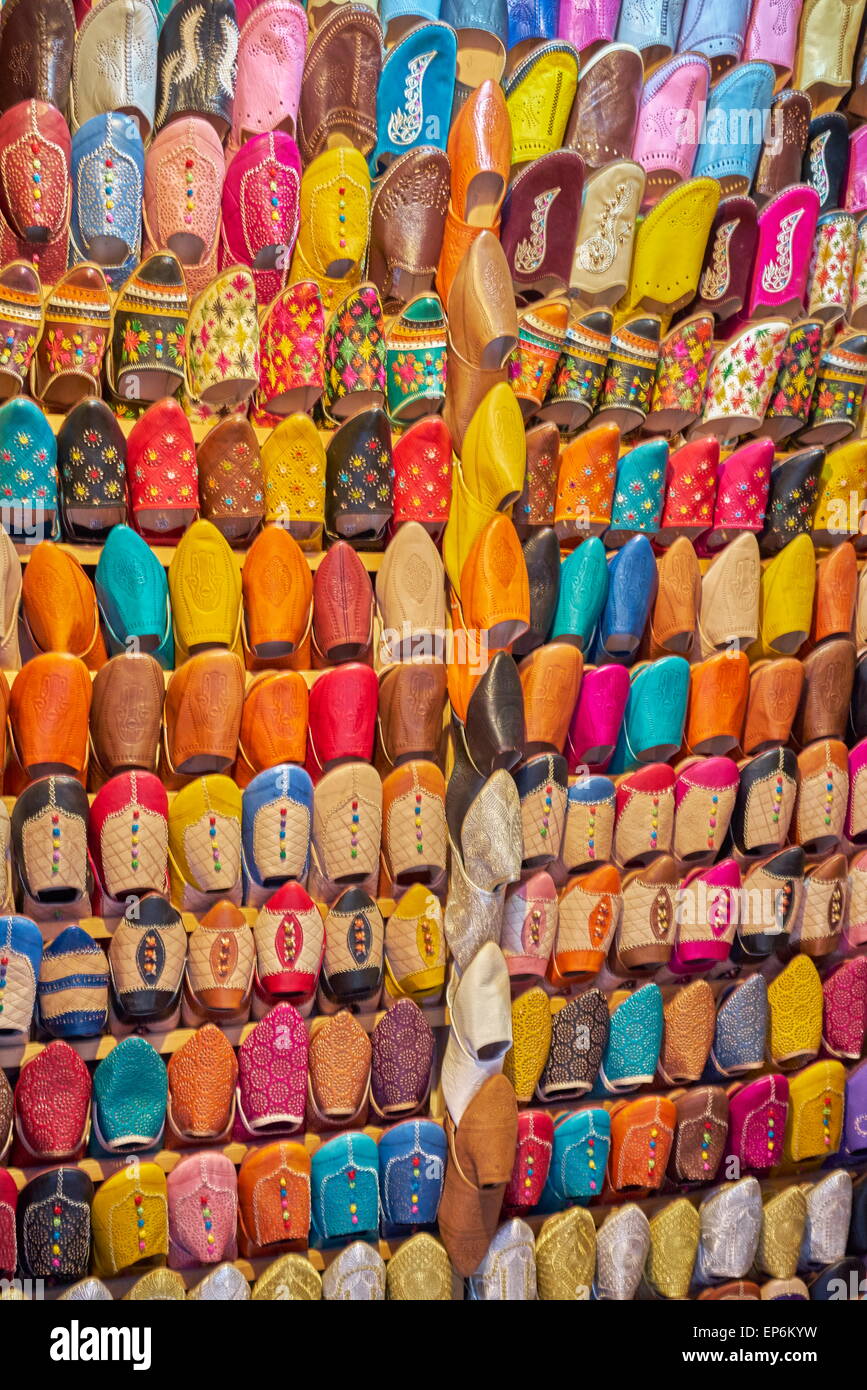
(441, 940, 511, 1125)
(468, 1217, 537, 1300)
(322, 1241, 386, 1301)
(593, 1203, 651, 1301)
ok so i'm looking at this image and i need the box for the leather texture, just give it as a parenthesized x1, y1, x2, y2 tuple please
(91, 1161, 168, 1277)
(57, 399, 127, 542)
(69, 110, 143, 287)
(310, 1130, 380, 1243)
(288, 147, 371, 309)
(0, 0, 75, 114)
(379, 662, 448, 767)
(319, 888, 384, 1005)
(91, 1035, 167, 1155)
(312, 540, 374, 664)
(155, 0, 238, 137)
(167, 518, 242, 662)
(22, 541, 107, 669)
(108, 892, 186, 1026)
(370, 152, 450, 316)
(237, 1140, 311, 1255)
(438, 1073, 517, 1277)
(372, 22, 456, 172)
(185, 899, 255, 1023)
(236, 671, 309, 785)
(232, 0, 307, 151)
(126, 398, 198, 541)
(324, 408, 393, 547)
(167, 1151, 238, 1270)
(13, 778, 93, 925)
(197, 418, 265, 546)
(90, 653, 165, 778)
(71, 0, 158, 136)
(298, 4, 381, 162)
(18, 1167, 93, 1283)
(14, 1040, 90, 1160)
(234, 1001, 308, 1139)
(501, 150, 584, 298)
(241, 763, 312, 898)
(168, 774, 243, 911)
(142, 116, 224, 298)
(163, 650, 245, 779)
(167, 1024, 238, 1143)
(88, 769, 168, 909)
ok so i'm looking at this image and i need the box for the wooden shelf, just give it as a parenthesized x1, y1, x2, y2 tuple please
(17, 417, 390, 569)
(11, 900, 397, 934)
(0, 1000, 448, 1070)
(0, 900, 399, 938)
(8, 531, 860, 576)
(1, 664, 366, 692)
(2, 1124, 396, 1189)
(42, 415, 333, 449)
(11, 537, 384, 572)
(6, 1127, 857, 1199)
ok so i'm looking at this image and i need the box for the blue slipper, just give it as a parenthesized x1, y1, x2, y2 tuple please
(705, 973, 768, 1080)
(606, 437, 669, 546)
(596, 533, 658, 658)
(537, 1108, 611, 1212)
(506, 0, 558, 50)
(310, 1131, 380, 1246)
(36, 925, 109, 1039)
(596, 982, 664, 1093)
(70, 112, 144, 289)
(378, 1118, 447, 1231)
(693, 61, 775, 191)
(0, 915, 42, 1036)
(371, 22, 457, 173)
(0, 397, 58, 541)
(90, 1036, 168, 1156)
(608, 655, 690, 774)
(550, 535, 608, 649)
(241, 764, 313, 905)
(95, 524, 174, 667)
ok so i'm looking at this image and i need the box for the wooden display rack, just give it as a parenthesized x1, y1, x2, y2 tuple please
(1, 412, 863, 1298)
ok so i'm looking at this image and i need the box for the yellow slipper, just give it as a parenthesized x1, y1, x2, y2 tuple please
(784, 1059, 846, 1163)
(288, 147, 371, 308)
(386, 1233, 454, 1300)
(535, 1206, 596, 1300)
(619, 178, 720, 331)
(812, 438, 867, 545)
(757, 1186, 807, 1280)
(503, 985, 552, 1103)
(168, 517, 242, 664)
(91, 1163, 168, 1279)
(260, 413, 327, 549)
(460, 382, 526, 513)
(442, 456, 498, 597)
(749, 534, 816, 660)
(168, 774, 243, 912)
(767, 954, 823, 1068)
(646, 1198, 700, 1299)
(252, 1253, 322, 1300)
